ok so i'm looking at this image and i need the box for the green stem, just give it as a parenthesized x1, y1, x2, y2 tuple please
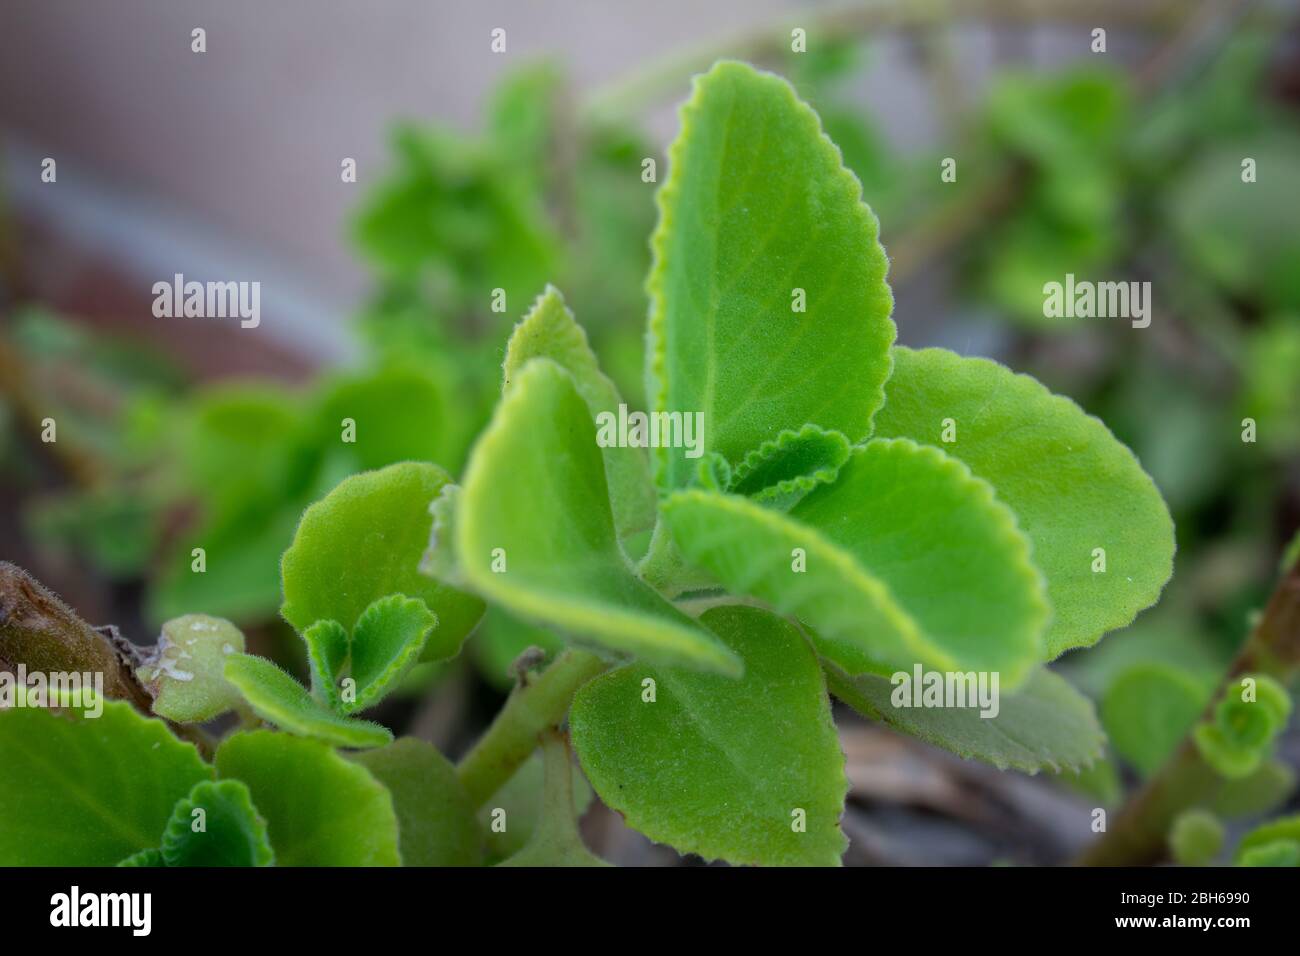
(456, 648, 608, 808)
(1077, 556, 1300, 866)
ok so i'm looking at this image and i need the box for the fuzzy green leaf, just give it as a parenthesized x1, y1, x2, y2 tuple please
(138, 614, 246, 723)
(457, 358, 740, 675)
(215, 730, 400, 866)
(826, 665, 1104, 773)
(871, 347, 1175, 658)
(1169, 809, 1224, 866)
(1235, 815, 1300, 867)
(303, 618, 349, 710)
(571, 605, 847, 866)
(503, 285, 656, 539)
(350, 738, 484, 866)
(664, 439, 1048, 686)
(280, 462, 485, 661)
(161, 779, 274, 867)
(0, 701, 211, 865)
(345, 594, 437, 713)
(117, 849, 165, 867)
(223, 653, 392, 749)
(647, 60, 894, 491)
(728, 424, 851, 510)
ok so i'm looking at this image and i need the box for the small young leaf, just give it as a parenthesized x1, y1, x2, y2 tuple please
(303, 618, 348, 710)
(826, 664, 1104, 773)
(571, 605, 847, 866)
(0, 702, 211, 865)
(1169, 809, 1224, 866)
(503, 285, 656, 539)
(223, 653, 392, 749)
(665, 439, 1048, 686)
(215, 730, 401, 866)
(1101, 664, 1209, 776)
(346, 594, 436, 713)
(280, 462, 485, 661)
(871, 347, 1175, 658)
(161, 779, 274, 867)
(350, 738, 484, 866)
(1194, 675, 1291, 779)
(137, 614, 246, 723)
(728, 424, 851, 511)
(647, 61, 894, 491)
(457, 358, 740, 676)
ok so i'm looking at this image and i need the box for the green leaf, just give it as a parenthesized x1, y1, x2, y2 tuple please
(498, 731, 608, 867)
(303, 618, 348, 710)
(1235, 815, 1300, 867)
(345, 594, 437, 713)
(1209, 760, 1295, 818)
(350, 738, 484, 866)
(457, 358, 740, 676)
(280, 462, 485, 661)
(223, 653, 392, 749)
(0, 701, 211, 865)
(664, 439, 1048, 686)
(826, 665, 1103, 773)
(117, 849, 165, 867)
(215, 730, 401, 866)
(161, 779, 274, 867)
(137, 614, 246, 723)
(647, 60, 894, 491)
(1194, 674, 1291, 779)
(728, 424, 851, 510)
(571, 605, 847, 866)
(503, 285, 656, 539)
(1101, 664, 1209, 776)
(477, 748, 593, 859)
(871, 347, 1175, 658)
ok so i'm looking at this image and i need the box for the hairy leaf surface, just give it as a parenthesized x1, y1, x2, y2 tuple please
(647, 61, 894, 490)
(161, 779, 274, 867)
(871, 347, 1175, 658)
(571, 605, 847, 866)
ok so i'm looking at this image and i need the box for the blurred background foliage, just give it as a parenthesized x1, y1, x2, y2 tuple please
(1, 2, 1298, 859)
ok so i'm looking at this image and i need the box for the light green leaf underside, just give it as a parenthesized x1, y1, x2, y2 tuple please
(0, 702, 211, 865)
(215, 730, 401, 866)
(280, 462, 485, 661)
(457, 358, 740, 676)
(664, 439, 1048, 687)
(871, 347, 1175, 658)
(647, 60, 895, 491)
(161, 779, 274, 867)
(347, 594, 437, 713)
(139, 614, 246, 723)
(349, 738, 484, 866)
(498, 732, 609, 867)
(826, 665, 1104, 773)
(503, 285, 656, 539)
(1100, 664, 1208, 776)
(729, 424, 851, 510)
(223, 653, 392, 749)
(571, 605, 847, 866)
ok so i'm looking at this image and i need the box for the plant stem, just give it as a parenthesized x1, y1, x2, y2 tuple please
(1077, 556, 1300, 866)
(456, 647, 608, 808)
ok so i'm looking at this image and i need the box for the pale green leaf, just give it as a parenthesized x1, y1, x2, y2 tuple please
(161, 779, 274, 867)
(571, 605, 847, 866)
(0, 701, 211, 865)
(647, 60, 894, 490)
(871, 347, 1175, 658)
(215, 730, 400, 866)
(457, 358, 740, 675)
(138, 614, 246, 723)
(1169, 809, 1224, 866)
(1235, 815, 1300, 866)
(223, 653, 392, 749)
(280, 462, 485, 661)
(1101, 664, 1208, 776)
(503, 285, 656, 538)
(825, 664, 1104, 774)
(664, 439, 1048, 686)
(498, 731, 608, 867)
(478, 748, 593, 859)
(350, 738, 484, 866)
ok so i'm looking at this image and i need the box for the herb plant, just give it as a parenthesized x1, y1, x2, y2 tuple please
(1, 60, 1200, 867)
